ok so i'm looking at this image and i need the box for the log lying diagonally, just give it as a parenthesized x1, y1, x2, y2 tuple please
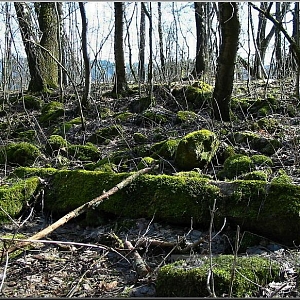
(4, 166, 156, 256)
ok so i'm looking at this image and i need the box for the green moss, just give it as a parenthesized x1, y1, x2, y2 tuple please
(0, 142, 42, 166)
(151, 139, 180, 160)
(137, 157, 156, 170)
(53, 117, 84, 135)
(0, 177, 40, 223)
(68, 143, 100, 161)
(176, 111, 198, 124)
(240, 170, 268, 181)
(220, 154, 253, 179)
(142, 109, 169, 124)
(89, 125, 122, 144)
(129, 96, 153, 113)
(17, 130, 37, 142)
(271, 169, 292, 184)
(156, 255, 280, 297)
(251, 154, 273, 167)
(18, 95, 43, 110)
(133, 132, 147, 143)
(13, 167, 57, 179)
(254, 117, 280, 133)
(45, 134, 69, 155)
(175, 130, 219, 171)
(39, 101, 64, 125)
(232, 131, 281, 155)
(223, 179, 300, 244)
(45, 170, 220, 226)
(114, 112, 134, 123)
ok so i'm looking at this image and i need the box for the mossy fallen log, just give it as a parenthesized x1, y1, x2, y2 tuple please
(12, 168, 300, 245)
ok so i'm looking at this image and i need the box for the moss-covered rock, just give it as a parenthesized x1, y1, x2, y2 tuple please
(89, 125, 122, 144)
(218, 154, 273, 180)
(221, 179, 300, 244)
(13, 167, 57, 179)
(231, 131, 281, 155)
(271, 169, 293, 184)
(176, 110, 198, 125)
(45, 134, 69, 155)
(114, 112, 134, 123)
(20, 95, 44, 110)
(137, 157, 156, 170)
(52, 117, 83, 135)
(45, 170, 221, 226)
(175, 130, 219, 171)
(0, 177, 41, 223)
(156, 255, 280, 297)
(39, 101, 64, 125)
(129, 96, 153, 113)
(172, 82, 213, 109)
(151, 139, 180, 160)
(0, 142, 42, 166)
(68, 143, 100, 161)
(133, 132, 147, 143)
(240, 170, 269, 181)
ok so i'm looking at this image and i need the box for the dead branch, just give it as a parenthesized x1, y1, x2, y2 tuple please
(124, 240, 150, 278)
(4, 166, 155, 257)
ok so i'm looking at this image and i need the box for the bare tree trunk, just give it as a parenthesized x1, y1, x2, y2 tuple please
(112, 2, 128, 95)
(79, 2, 91, 107)
(275, 2, 283, 78)
(14, 2, 45, 92)
(124, 4, 137, 82)
(157, 2, 165, 79)
(212, 2, 240, 121)
(192, 2, 205, 78)
(36, 2, 59, 89)
(141, 2, 153, 97)
(138, 2, 146, 82)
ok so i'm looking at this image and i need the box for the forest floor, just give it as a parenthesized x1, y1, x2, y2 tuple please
(0, 78, 300, 297)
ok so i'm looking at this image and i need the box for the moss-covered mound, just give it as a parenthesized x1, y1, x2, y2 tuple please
(0, 177, 41, 223)
(44, 170, 220, 226)
(39, 101, 64, 125)
(231, 131, 281, 155)
(222, 179, 300, 244)
(0, 142, 42, 166)
(156, 255, 280, 297)
(218, 154, 273, 180)
(175, 130, 219, 170)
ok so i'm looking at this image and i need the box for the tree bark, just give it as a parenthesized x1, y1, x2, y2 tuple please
(79, 2, 91, 107)
(112, 2, 128, 95)
(14, 2, 45, 92)
(212, 2, 240, 121)
(36, 2, 59, 89)
(157, 2, 165, 78)
(192, 2, 206, 78)
(138, 3, 146, 82)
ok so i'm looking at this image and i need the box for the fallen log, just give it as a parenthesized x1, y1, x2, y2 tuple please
(4, 166, 155, 256)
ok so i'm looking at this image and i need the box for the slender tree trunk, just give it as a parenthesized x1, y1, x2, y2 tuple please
(275, 2, 283, 78)
(112, 2, 128, 95)
(79, 2, 91, 107)
(212, 2, 240, 121)
(138, 2, 146, 82)
(142, 2, 153, 96)
(157, 2, 165, 78)
(192, 2, 205, 78)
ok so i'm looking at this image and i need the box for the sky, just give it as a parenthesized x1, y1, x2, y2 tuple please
(0, 2, 295, 68)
